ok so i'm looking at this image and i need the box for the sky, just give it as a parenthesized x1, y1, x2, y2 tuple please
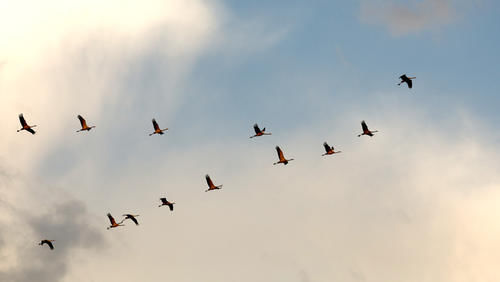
(0, 0, 500, 281)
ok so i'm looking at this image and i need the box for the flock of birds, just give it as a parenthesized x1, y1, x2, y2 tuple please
(29, 74, 416, 250)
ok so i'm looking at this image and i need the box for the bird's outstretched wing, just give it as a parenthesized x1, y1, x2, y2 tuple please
(77, 115, 87, 128)
(276, 146, 284, 160)
(407, 79, 412, 88)
(206, 174, 214, 188)
(26, 127, 36, 134)
(107, 213, 116, 225)
(361, 120, 368, 132)
(323, 142, 331, 152)
(152, 119, 160, 131)
(253, 124, 261, 134)
(160, 197, 167, 205)
(19, 114, 27, 127)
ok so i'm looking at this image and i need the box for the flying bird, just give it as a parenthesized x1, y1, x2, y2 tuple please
(107, 213, 124, 230)
(17, 114, 36, 134)
(250, 123, 271, 138)
(158, 197, 175, 210)
(322, 142, 342, 156)
(39, 239, 55, 250)
(121, 214, 140, 225)
(76, 115, 95, 132)
(398, 74, 416, 89)
(273, 146, 294, 165)
(149, 119, 168, 136)
(358, 120, 378, 137)
(205, 174, 222, 192)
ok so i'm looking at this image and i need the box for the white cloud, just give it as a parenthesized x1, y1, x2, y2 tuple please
(360, 0, 456, 36)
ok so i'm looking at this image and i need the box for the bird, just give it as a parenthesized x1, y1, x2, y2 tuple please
(398, 74, 416, 89)
(76, 115, 95, 132)
(17, 113, 36, 134)
(205, 174, 222, 192)
(149, 119, 168, 136)
(107, 213, 124, 230)
(39, 239, 55, 250)
(357, 120, 378, 137)
(273, 146, 294, 165)
(250, 123, 272, 138)
(121, 214, 140, 225)
(158, 198, 175, 210)
(322, 142, 342, 156)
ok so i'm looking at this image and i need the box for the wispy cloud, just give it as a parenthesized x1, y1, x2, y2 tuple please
(360, 0, 456, 36)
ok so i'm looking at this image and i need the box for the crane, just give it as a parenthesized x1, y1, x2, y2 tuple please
(273, 146, 294, 165)
(250, 123, 272, 138)
(398, 74, 416, 89)
(107, 213, 124, 230)
(158, 198, 175, 210)
(39, 239, 55, 250)
(205, 174, 222, 192)
(76, 115, 96, 132)
(358, 120, 378, 137)
(17, 114, 36, 134)
(121, 214, 140, 225)
(149, 119, 168, 136)
(322, 142, 342, 156)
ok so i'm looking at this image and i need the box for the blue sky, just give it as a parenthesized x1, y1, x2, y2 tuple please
(1, 1, 500, 281)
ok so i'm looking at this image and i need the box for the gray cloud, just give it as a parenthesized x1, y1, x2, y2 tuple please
(360, 0, 456, 35)
(0, 166, 106, 282)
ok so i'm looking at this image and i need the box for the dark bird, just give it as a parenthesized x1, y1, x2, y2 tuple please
(250, 123, 271, 138)
(39, 239, 55, 250)
(322, 142, 342, 156)
(158, 197, 175, 210)
(273, 146, 294, 165)
(121, 214, 140, 225)
(17, 113, 36, 134)
(205, 174, 222, 192)
(149, 118, 168, 136)
(76, 115, 95, 132)
(398, 74, 416, 89)
(357, 120, 378, 137)
(107, 213, 124, 230)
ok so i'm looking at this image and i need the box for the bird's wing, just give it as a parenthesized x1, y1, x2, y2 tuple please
(323, 142, 330, 152)
(206, 175, 214, 187)
(160, 197, 167, 204)
(152, 119, 160, 131)
(407, 79, 412, 88)
(27, 128, 35, 134)
(276, 146, 284, 160)
(253, 124, 261, 134)
(47, 241, 54, 249)
(107, 213, 116, 225)
(129, 216, 138, 225)
(19, 114, 27, 127)
(361, 121, 368, 132)
(168, 204, 174, 211)
(77, 115, 87, 128)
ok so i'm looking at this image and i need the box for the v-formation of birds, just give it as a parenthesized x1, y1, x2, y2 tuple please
(30, 75, 414, 250)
